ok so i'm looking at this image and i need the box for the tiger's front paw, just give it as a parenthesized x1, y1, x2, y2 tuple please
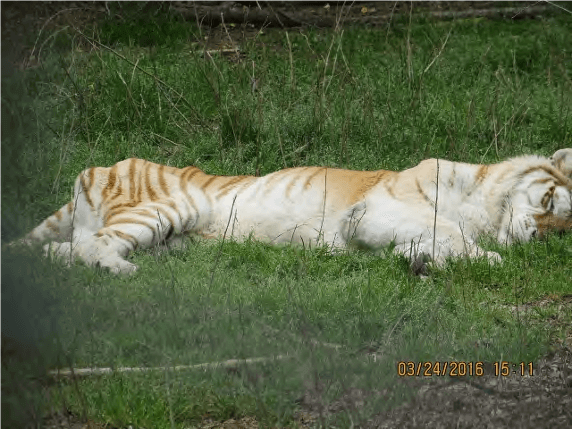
(112, 261, 139, 275)
(98, 256, 139, 275)
(466, 246, 502, 264)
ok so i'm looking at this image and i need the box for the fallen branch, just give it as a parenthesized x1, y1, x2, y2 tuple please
(50, 354, 293, 378)
(175, 4, 557, 28)
(172, 1, 299, 28)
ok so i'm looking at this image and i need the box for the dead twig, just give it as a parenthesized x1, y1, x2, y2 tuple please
(50, 354, 292, 378)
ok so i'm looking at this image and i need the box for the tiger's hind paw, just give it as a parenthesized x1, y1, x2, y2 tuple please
(43, 242, 139, 275)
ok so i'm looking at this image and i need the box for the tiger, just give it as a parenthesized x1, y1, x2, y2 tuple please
(14, 148, 572, 275)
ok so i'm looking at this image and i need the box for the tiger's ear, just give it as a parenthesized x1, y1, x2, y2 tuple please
(551, 148, 572, 179)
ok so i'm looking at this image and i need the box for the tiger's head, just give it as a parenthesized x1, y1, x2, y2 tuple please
(498, 148, 572, 243)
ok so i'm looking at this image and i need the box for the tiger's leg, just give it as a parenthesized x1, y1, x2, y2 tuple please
(18, 201, 76, 245)
(17, 167, 103, 251)
(392, 231, 501, 267)
(47, 199, 198, 274)
(37, 179, 106, 265)
(343, 201, 500, 267)
(390, 219, 501, 267)
(44, 227, 139, 274)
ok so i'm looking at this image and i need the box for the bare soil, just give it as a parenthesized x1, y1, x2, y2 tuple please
(296, 349, 572, 428)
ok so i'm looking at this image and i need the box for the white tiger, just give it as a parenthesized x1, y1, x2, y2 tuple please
(15, 149, 572, 274)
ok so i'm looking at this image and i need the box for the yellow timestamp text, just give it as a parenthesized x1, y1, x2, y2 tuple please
(397, 361, 534, 377)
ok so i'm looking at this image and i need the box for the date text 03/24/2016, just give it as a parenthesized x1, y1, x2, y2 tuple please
(397, 361, 534, 377)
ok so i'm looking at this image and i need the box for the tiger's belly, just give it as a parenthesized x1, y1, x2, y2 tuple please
(204, 203, 338, 246)
(196, 182, 494, 250)
(200, 188, 348, 247)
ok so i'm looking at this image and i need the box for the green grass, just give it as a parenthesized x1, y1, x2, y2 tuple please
(2, 8, 572, 428)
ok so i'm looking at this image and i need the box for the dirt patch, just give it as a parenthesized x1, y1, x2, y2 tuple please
(290, 349, 572, 428)
(179, 1, 554, 28)
(370, 349, 572, 428)
(499, 294, 572, 350)
(1, 1, 559, 71)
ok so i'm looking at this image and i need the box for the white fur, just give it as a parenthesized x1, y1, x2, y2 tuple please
(16, 150, 572, 274)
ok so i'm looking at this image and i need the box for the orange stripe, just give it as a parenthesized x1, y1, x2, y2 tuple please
(103, 165, 118, 200)
(182, 166, 201, 181)
(88, 167, 95, 187)
(540, 186, 556, 209)
(201, 176, 219, 190)
(475, 165, 489, 183)
(104, 202, 139, 224)
(158, 164, 169, 196)
(216, 176, 249, 198)
(520, 165, 567, 186)
(303, 167, 327, 189)
(465, 165, 489, 196)
(129, 208, 156, 217)
(145, 162, 158, 201)
(534, 177, 556, 185)
(384, 173, 397, 198)
(284, 174, 301, 199)
(179, 167, 202, 189)
(165, 200, 178, 211)
(129, 158, 138, 201)
(110, 179, 123, 200)
(95, 230, 138, 249)
(79, 170, 94, 209)
(262, 168, 295, 192)
(46, 220, 59, 233)
(369, 170, 392, 190)
(133, 206, 174, 227)
(107, 201, 138, 213)
(113, 230, 138, 248)
(136, 166, 143, 203)
(347, 171, 394, 204)
(106, 217, 157, 239)
(415, 178, 434, 206)
(217, 176, 247, 191)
